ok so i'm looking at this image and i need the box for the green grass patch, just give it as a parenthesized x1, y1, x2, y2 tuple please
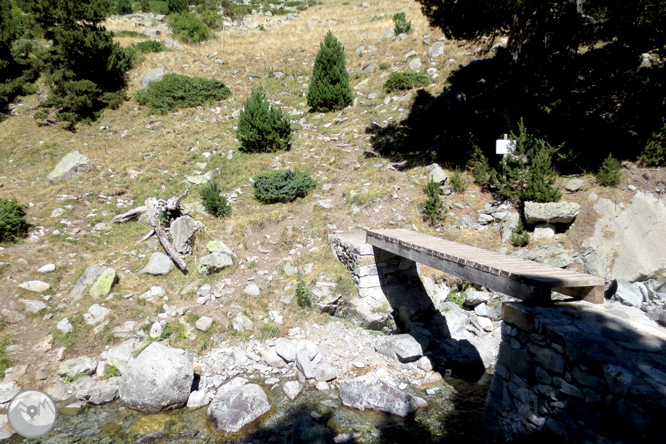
(0, 331, 12, 379)
(135, 73, 231, 115)
(369, 13, 391, 21)
(149, 0, 169, 14)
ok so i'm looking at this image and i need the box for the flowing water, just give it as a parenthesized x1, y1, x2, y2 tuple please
(4, 374, 492, 444)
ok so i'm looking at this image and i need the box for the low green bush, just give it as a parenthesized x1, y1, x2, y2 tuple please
(113, 30, 144, 38)
(237, 86, 292, 153)
(383, 72, 430, 93)
(133, 40, 167, 53)
(115, 0, 133, 14)
(253, 169, 316, 204)
(510, 221, 530, 247)
(295, 273, 312, 308)
(168, 0, 188, 13)
(135, 73, 231, 114)
(0, 198, 29, 243)
(200, 181, 232, 218)
(393, 12, 411, 35)
(422, 179, 445, 226)
(149, 0, 169, 14)
(450, 168, 469, 193)
(169, 12, 212, 43)
(597, 153, 622, 186)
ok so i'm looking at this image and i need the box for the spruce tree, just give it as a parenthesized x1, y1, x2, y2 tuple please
(168, 0, 189, 14)
(307, 30, 353, 112)
(237, 86, 292, 153)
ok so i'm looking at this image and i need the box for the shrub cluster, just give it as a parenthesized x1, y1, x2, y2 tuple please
(597, 153, 622, 186)
(253, 169, 316, 204)
(168, 0, 188, 13)
(132, 40, 167, 53)
(115, 0, 133, 14)
(393, 12, 412, 35)
(450, 168, 469, 192)
(135, 73, 231, 114)
(0, 198, 29, 243)
(638, 124, 666, 167)
(199, 181, 231, 218)
(237, 87, 292, 153)
(307, 31, 353, 112)
(169, 12, 211, 43)
(383, 72, 430, 93)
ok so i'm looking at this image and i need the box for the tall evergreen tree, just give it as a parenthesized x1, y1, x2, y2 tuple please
(307, 30, 352, 112)
(30, 0, 132, 127)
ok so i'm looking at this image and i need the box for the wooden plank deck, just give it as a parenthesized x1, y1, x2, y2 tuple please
(366, 229, 605, 304)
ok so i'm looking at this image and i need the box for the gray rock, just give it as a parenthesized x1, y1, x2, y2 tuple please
(0, 382, 19, 404)
(524, 201, 581, 224)
(87, 378, 120, 405)
(170, 216, 201, 256)
(380, 28, 396, 39)
(19, 299, 47, 313)
(427, 164, 448, 184)
(403, 50, 417, 60)
(0, 413, 13, 440)
(375, 334, 426, 363)
(533, 223, 556, 239)
(70, 265, 103, 302)
(37, 264, 56, 274)
(197, 252, 233, 275)
(500, 213, 521, 243)
(314, 362, 337, 382)
(46, 151, 93, 185)
(187, 389, 210, 409)
(437, 302, 469, 339)
(139, 252, 175, 276)
(460, 216, 483, 230)
(427, 42, 445, 58)
(142, 67, 164, 88)
(57, 318, 74, 334)
(339, 374, 427, 417)
(565, 178, 585, 192)
(464, 291, 491, 307)
(119, 342, 193, 412)
(513, 244, 574, 268)
(409, 58, 422, 70)
(478, 213, 494, 225)
(275, 338, 297, 362)
(283, 380, 302, 400)
(283, 262, 297, 276)
(206, 240, 236, 258)
(58, 357, 97, 380)
(232, 313, 253, 332)
(83, 304, 110, 325)
(362, 63, 376, 74)
(208, 382, 270, 433)
(262, 347, 288, 369)
(18, 281, 50, 293)
(243, 283, 262, 297)
(195, 316, 214, 332)
(612, 278, 643, 308)
(150, 322, 163, 339)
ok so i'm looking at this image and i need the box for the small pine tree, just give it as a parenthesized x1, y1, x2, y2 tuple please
(307, 31, 353, 112)
(597, 153, 622, 186)
(168, 0, 189, 14)
(237, 86, 292, 153)
(638, 124, 666, 167)
(200, 181, 231, 218)
(467, 144, 496, 189)
(0, 198, 29, 243)
(422, 179, 445, 226)
(393, 12, 412, 35)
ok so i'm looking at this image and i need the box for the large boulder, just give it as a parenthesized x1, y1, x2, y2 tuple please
(46, 151, 93, 185)
(139, 252, 175, 276)
(197, 252, 233, 275)
(339, 373, 427, 417)
(208, 380, 271, 433)
(170, 216, 202, 256)
(142, 67, 164, 88)
(70, 265, 103, 302)
(119, 342, 193, 412)
(524, 201, 581, 224)
(374, 334, 427, 363)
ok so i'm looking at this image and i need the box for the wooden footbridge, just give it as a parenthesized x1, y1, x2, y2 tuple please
(366, 229, 605, 305)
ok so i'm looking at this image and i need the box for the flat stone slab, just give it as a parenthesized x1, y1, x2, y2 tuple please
(18, 280, 50, 293)
(340, 373, 427, 417)
(208, 382, 271, 433)
(524, 201, 581, 224)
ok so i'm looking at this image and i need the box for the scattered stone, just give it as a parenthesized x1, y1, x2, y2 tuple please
(119, 342, 193, 412)
(150, 322, 163, 339)
(187, 389, 210, 409)
(142, 67, 165, 88)
(243, 283, 262, 297)
(19, 299, 47, 314)
(427, 42, 445, 58)
(90, 268, 117, 299)
(18, 280, 50, 293)
(208, 382, 270, 433)
(186, 171, 213, 185)
(339, 373, 427, 417)
(197, 252, 233, 275)
(139, 252, 175, 276)
(409, 58, 422, 70)
(37, 264, 56, 274)
(206, 240, 236, 258)
(380, 28, 395, 39)
(195, 316, 214, 332)
(46, 151, 93, 185)
(232, 313, 253, 332)
(58, 357, 97, 380)
(139, 286, 166, 301)
(464, 291, 491, 307)
(170, 216, 202, 256)
(611, 278, 643, 308)
(57, 318, 74, 334)
(318, 200, 334, 209)
(275, 338, 297, 362)
(565, 178, 585, 192)
(70, 265, 103, 302)
(83, 304, 111, 325)
(375, 334, 426, 363)
(533, 223, 556, 239)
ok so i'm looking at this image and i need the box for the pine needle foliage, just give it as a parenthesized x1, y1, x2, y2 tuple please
(115, 0, 133, 14)
(0, 198, 29, 243)
(393, 12, 412, 35)
(168, 0, 188, 13)
(597, 153, 622, 186)
(383, 72, 430, 93)
(253, 169, 316, 204)
(200, 181, 231, 218)
(307, 31, 353, 112)
(135, 73, 231, 115)
(422, 179, 445, 226)
(237, 86, 292, 153)
(638, 124, 666, 167)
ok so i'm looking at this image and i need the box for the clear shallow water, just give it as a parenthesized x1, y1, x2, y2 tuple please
(4, 374, 492, 444)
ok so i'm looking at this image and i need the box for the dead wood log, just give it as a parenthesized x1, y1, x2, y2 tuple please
(112, 206, 147, 223)
(144, 191, 189, 271)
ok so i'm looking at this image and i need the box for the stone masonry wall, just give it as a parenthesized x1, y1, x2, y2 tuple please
(484, 301, 666, 443)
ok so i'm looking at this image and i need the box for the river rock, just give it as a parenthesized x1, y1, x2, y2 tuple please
(275, 338, 297, 362)
(119, 343, 193, 412)
(58, 357, 98, 380)
(90, 268, 117, 299)
(99, 337, 144, 375)
(197, 252, 233, 275)
(187, 389, 210, 409)
(262, 347, 288, 369)
(170, 216, 201, 256)
(208, 382, 271, 433)
(142, 67, 164, 88)
(83, 304, 111, 325)
(283, 380, 302, 400)
(19, 299, 47, 314)
(18, 280, 50, 293)
(70, 265, 103, 302)
(611, 278, 643, 308)
(375, 334, 426, 363)
(339, 373, 427, 417)
(87, 378, 120, 405)
(464, 291, 491, 307)
(139, 252, 175, 275)
(46, 151, 93, 185)
(524, 201, 580, 224)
